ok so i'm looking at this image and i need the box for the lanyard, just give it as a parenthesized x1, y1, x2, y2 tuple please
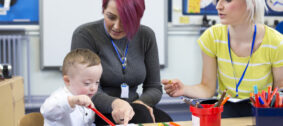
(111, 39, 129, 74)
(228, 24, 257, 97)
(111, 39, 130, 99)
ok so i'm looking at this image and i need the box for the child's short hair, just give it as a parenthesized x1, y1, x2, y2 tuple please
(62, 49, 101, 75)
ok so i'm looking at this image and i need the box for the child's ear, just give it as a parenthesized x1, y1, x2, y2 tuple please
(63, 75, 70, 86)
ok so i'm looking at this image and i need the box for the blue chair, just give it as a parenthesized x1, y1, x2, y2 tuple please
(275, 21, 283, 34)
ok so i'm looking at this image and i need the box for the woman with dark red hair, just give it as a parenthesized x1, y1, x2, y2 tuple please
(71, 0, 172, 125)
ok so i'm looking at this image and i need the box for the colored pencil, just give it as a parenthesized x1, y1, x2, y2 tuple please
(267, 87, 278, 105)
(214, 89, 227, 107)
(220, 95, 230, 106)
(267, 86, 271, 101)
(254, 86, 260, 107)
(88, 105, 115, 126)
(169, 122, 181, 126)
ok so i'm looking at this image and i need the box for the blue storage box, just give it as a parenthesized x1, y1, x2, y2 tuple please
(253, 107, 283, 126)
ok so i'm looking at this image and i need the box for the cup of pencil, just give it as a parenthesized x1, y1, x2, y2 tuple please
(190, 104, 223, 126)
(251, 85, 283, 126)
(182, 89, 230, 126)
(183, 97, 225, 126)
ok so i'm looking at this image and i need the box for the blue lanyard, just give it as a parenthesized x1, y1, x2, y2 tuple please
(111, 39, 129, 71)
(228, 24, 257, 97)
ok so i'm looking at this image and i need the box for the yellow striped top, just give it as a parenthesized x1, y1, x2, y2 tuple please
(197, 24, 283, 99)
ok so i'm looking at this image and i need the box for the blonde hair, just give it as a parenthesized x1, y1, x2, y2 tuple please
(213, 0, 267, 24)
(246, 0, 267, 24)
(62, 49, 101, 75)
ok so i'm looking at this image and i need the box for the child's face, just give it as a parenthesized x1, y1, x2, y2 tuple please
(65, 64, 103, 98)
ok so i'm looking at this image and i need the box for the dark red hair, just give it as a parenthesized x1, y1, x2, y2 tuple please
(103, 0, 145, 40)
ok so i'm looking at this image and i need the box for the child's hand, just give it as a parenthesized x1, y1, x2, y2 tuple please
(68, 95, 95, 108)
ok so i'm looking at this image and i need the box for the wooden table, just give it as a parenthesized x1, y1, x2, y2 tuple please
(142, 117, 253, 126)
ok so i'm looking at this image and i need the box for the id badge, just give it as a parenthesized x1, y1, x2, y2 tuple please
(120, 83, 129, 98)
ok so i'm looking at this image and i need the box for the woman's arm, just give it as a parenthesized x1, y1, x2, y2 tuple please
(162, 52, 218, 99)
(272, 67, 283, 89)
(138, 26, 162, 107)
(271, 34, 283, 90)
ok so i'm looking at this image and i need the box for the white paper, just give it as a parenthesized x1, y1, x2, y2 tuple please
(0, 10, 7, 15)
(0, 0, 10, 15)
(0, 0, 10, 11)
(4, 0, 11, 9)
(228, 97, 250, 103)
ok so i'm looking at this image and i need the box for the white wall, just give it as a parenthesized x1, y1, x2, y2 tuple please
(41, 0, 167, 67)
(161, 27, 202, 85)
(28, 35, 63, 95)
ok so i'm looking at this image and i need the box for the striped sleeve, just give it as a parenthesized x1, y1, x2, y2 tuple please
(270, 29, 283, 67)
(272, 41, 283, 67)
(197, 27, 216, 58)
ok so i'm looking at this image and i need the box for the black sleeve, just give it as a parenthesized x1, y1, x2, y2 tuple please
(138, 27, 163, 107)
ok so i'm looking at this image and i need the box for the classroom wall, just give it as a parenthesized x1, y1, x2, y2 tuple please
(24, 26, 203, 96)
(3, 0, 283, 97)
(24, 19, 283, 96)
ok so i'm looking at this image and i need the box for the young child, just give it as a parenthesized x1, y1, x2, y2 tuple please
(41, 48, 103, 126)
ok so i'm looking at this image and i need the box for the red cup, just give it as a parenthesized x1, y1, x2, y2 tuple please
(190, 104, 223, 126)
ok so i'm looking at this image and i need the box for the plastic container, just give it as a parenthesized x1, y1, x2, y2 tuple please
(190, 104, 223, 126)
(253, 107, 283, 126)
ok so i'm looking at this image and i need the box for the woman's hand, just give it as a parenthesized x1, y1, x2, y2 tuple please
(111, 99, 135, 125)
(132, 100, 155, 123)
(162, 79, 185, 97)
